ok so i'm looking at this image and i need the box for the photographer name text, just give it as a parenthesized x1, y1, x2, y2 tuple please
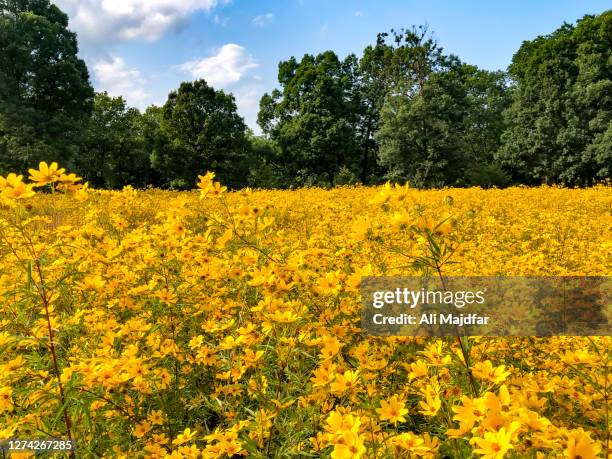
(371, 312, 490, 326)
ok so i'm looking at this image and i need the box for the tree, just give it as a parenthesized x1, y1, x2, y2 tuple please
(374, 27, 510, 187)
(376, 40, 511, 188)
(498, 11, 612, 185)
(244, 132, 288, 188)
(353, 37, 391, 184)
(76, 92, 150, 189)
(357, 26, 445, 184)
(139, 105, 167, 188)
(377, 60, 466, 187)
(152, 80, 251, 189)
(0, 0, 94, 173)
(258, 51, 360, 186)
(458, 67, 512, 187)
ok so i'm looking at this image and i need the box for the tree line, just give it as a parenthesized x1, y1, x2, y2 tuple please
(1, 1, 610, 189)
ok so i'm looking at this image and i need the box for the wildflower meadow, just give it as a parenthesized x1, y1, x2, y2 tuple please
(0, 163, 610, 458)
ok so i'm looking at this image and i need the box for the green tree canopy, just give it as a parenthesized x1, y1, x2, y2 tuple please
(0, 0, 94, 173)
(151, 80, 251, 189)
(498, 11, 612, 185)
(258, 51, 360, 186)
(76, 92, 150, 189)
(375, 29, 510, 187)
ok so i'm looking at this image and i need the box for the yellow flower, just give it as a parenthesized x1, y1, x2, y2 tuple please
(564, 430, 602, 459)
(0, 163, 610, 458)
(57, 172, 83, 184)
(77, 274, 106, 290)
(407, 359, 429, 380)
(330, 370, 360, 394)
(562, 349, 599, 365)
(148, 410, 165, 425)
(390, 209, 412, 230)
(5, 453, 34, 459)
(0, 386, 13, 411)
(421, 341, 451, 366)
(377, 395, 408, 425)
(134, 421, 151, 438)
(472, 360, 511, 384)
(484, 385, 512, 413)
(156, 287, 177, 303)
(389, 432, 428, 452)
(0, 173, 36, 199)
(197, 171, 215, 188)
(452, 395, 487, 431)
(175, 427, 197, 445)
(316, 271, 342, 295)
(28, 161, 65, 186)
(324, 410, 361, 434)
(267, 309, 300, 323)
(470, 424, 516, 458)
(319, 336, 342, 361)
(197, 171, 227, 198)
(311, 362, 336, 387)
(419, 392, 441, 417)
(331, 430, 366, 459)
(195, 346, 218, 366)
(188, 335, 204, 350)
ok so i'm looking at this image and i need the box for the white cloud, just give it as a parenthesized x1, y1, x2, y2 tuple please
(213, 14, 230, 26)
(55, 0, 220, 46)
(179, 44, 258, 87)
(252, 13, 273, 28)
(94, 57, 149, 108)
(354, 11, 364, 17)
(179, 44, 263, 131)
(231, 77, 264, 134)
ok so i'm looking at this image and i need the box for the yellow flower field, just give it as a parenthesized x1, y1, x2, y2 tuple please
(0, 164, 610, 458)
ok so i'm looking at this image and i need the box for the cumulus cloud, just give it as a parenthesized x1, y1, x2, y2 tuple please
(252, 13, 273, 28)
(179, 44, 258, 87)
(94, 57, 149, 108)
(55, 0, 220, 47)
(179, 44, 263, 131)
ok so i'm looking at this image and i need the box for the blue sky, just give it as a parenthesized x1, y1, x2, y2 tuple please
(54, 0, 610, 133)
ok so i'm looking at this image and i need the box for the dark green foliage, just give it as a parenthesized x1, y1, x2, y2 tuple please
(259, 26, 514, 189)
(0, 1, 608, 189)
(76, 92, 151, 189)
(258, 51, 361, 186)
(0, 0, 94, 173)
(375, 30, 511, 187)
(245, 133, 289, 188)
(151, 80, 252, 189)
(498, 11, 612, 185)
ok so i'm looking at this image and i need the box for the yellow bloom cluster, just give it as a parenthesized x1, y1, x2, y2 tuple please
(0, 174, 35, 201)
(0, 162, 86, 206)
(0, 166, 610, 458)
